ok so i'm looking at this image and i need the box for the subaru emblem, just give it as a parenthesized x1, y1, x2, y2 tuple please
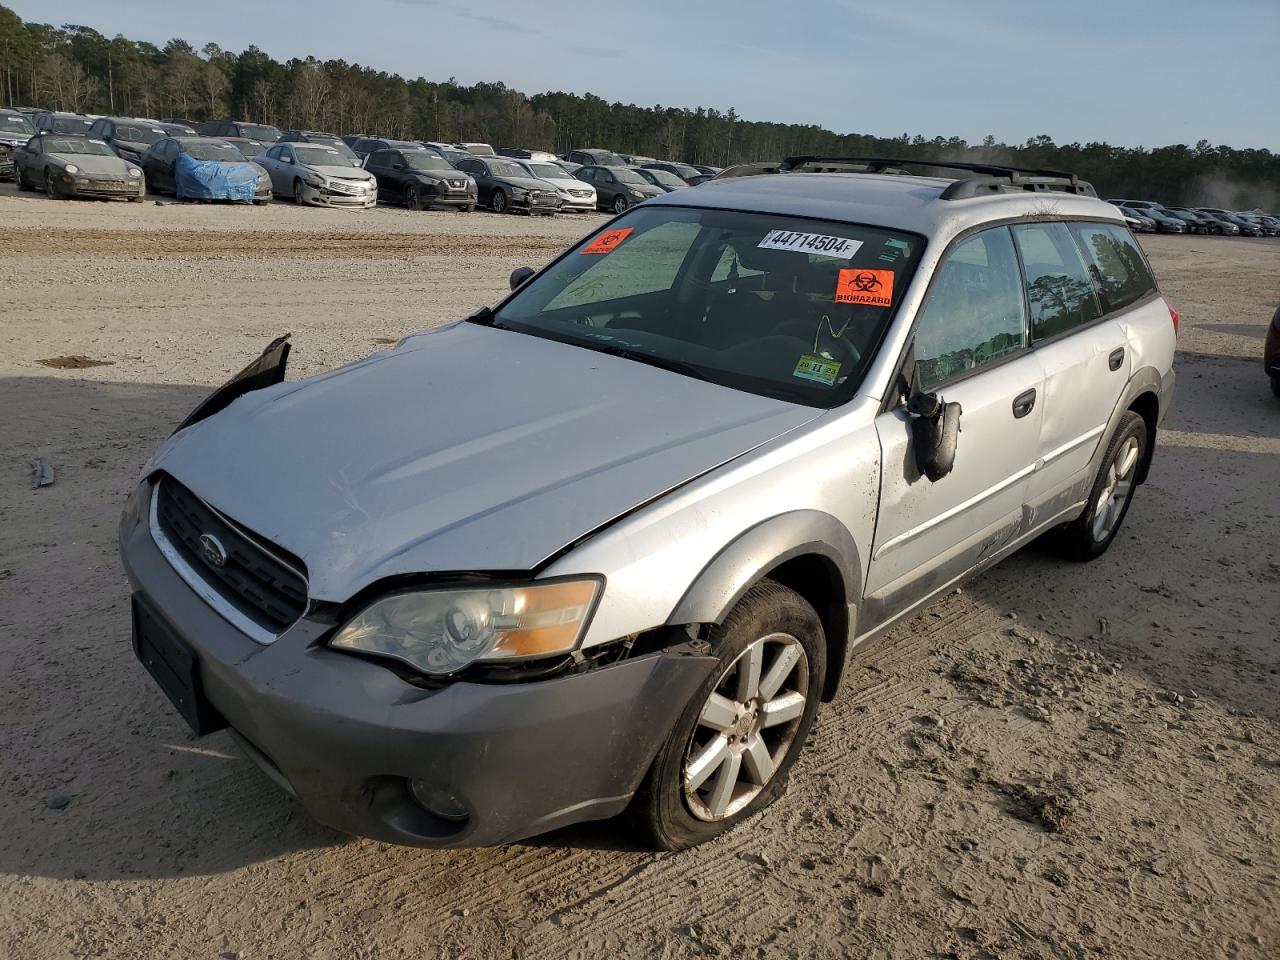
(197, 533, 228, 569)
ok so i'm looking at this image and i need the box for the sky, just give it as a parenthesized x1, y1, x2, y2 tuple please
(10, 0, 1280, 150)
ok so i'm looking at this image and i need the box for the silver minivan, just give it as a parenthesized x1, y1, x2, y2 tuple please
(120, 158, 1176, 850)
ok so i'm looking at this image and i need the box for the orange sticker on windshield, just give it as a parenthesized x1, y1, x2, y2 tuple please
(835, 268, 895, 307)
(581, 228, 634, 255)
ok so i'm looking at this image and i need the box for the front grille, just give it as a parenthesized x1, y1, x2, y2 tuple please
(155, 477, 308, 634)
(448, 179, 466, 188)
(569, 189, 590, 198)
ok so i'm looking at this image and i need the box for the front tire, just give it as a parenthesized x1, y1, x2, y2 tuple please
(1270, 374, 1280, 399)
(1051, 411, 1147, 560)
(294, 179, 306, 205)
(405, 183, 424, 211)
(490, 189, 507, 214)
(45, 171, 67, 199)
(634, 580, 826, 851)
(17, 166, 33, 191)
(612, 194, 628, 215)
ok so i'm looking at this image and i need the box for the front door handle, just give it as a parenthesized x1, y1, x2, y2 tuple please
(1012, 387, 1037, 419)
(1108, 347, 1125, 371)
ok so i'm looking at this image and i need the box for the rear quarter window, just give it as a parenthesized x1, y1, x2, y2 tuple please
(1070, 222, 1157, 312)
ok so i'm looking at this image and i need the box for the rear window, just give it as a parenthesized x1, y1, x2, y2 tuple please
(1071, 222, 1157, 312)
(494, 205, 923, 407)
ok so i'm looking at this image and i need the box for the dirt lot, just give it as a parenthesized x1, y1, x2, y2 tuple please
(1, 185, 1277, 960)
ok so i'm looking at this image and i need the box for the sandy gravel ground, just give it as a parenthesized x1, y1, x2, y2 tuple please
(1, 184, 1277, 960)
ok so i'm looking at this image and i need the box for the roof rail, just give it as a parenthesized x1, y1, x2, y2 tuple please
(776, 156, 1097, 200)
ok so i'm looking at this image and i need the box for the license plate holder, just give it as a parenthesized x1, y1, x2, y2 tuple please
(132, 596, 227, 736)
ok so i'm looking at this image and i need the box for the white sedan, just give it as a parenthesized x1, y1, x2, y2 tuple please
(513, 159, 597, 212)
(256, 142, 376, 207)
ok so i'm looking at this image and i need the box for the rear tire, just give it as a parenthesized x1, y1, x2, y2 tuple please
(1050, 411, 1147, 561)
(1270, 374, 1280, 399)
(633, 580, 826, 851)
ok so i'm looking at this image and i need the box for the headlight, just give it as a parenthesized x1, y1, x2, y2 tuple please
(510, 187, 528, 199)
(64, 163, 79, 174)
(128, 168, 141, 177)
(329, 578, 601, 676)
(303, 172, 326, 188)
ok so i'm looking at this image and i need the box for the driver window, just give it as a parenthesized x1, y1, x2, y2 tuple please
(913, 227, 1027, 389)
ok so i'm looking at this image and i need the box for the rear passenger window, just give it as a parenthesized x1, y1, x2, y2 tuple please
(1012, 222, 1103, 340)
(1071, 222, 1157, 312)
(914, 227, 1027, 388)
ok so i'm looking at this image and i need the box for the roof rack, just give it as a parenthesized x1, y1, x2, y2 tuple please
(776, 156, 1097, 200)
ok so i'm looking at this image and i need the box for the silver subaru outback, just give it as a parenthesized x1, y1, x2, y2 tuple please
(120, 157, 1176, 850)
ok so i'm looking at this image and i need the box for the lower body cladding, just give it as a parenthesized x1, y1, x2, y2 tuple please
(426, 192, 477, 210)
(119, 483, 716, 847)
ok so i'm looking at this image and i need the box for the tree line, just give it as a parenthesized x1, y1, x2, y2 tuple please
(2, 4, 1277, 208)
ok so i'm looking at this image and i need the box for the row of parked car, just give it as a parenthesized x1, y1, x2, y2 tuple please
(0, 108, 725, 215)
(1110, 197, 1280, 237)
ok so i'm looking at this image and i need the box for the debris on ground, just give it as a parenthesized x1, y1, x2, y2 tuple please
(35, 356, 114, 369)
(29, 459, 54, 489)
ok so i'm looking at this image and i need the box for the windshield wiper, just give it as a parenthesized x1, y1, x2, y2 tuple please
(591, 344, 711, 382)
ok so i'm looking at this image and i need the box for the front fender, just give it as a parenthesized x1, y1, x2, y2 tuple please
(667, 510, 862, 701)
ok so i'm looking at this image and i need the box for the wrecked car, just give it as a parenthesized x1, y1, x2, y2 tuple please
(121, 157, 1176, 850)
(139, 137, 271, 203)
(15, 134, 145, 200)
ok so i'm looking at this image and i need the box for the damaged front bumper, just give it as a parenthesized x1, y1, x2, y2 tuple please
(119, 479, 716, 847)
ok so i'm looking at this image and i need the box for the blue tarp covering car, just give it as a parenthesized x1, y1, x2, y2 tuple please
(175, 151, 259, 201)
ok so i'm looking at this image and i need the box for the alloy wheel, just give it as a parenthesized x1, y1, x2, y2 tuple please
(682, 632, 809, 822)
(613, 195, 627, 214)
(1091, 435, 1140, 542)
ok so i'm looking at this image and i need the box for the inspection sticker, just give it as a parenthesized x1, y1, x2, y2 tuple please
(758, 230, 863, 260)
(793, 353, 842, 386)
(581, 227, 634, 255)
(835, 268, 895, 307)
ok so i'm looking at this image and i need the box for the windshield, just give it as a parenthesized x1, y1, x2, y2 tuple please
(492, 206, 922, 407)
(0, 114, 33, 135)
(643, 169, 685, 187)
(238, 123, 281, 142)
(184, 142, 246, 162)
(46, 138, 116, 157)
(50, 116, 93, 135)
(612, 167, 649, 185)
(113, 124, 169, 144)
(487, 159, 528, 178)
(294, 145, 348, 166)
(528, 162, 571, 180)
(233, 140, 265, 158)
(403, 152, 453, 171)
(592, 151, 626, 166)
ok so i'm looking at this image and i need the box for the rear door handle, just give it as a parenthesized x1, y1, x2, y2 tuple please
(1012, 387, 1037, 419)
(1108, 347, 1125, 371)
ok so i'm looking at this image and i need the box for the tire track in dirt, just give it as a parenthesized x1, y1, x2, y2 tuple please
(0, 227, 570, 260)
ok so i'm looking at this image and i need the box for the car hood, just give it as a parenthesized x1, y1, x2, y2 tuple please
(409, 169, 469, 183)
(152, 322, 820, 601)
(497, 175, 561, 192)
(309, 163, 374, 179)
(49, 153, 131, 174)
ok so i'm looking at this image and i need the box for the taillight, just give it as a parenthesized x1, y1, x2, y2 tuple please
(1163, 295, 1180, 337)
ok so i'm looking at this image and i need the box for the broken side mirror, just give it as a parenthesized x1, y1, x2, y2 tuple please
(906, 362, 961, 482)
(509, 266, 535, 291)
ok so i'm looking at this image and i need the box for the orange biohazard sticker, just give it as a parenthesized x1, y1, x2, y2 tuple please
(835, 268, 895, 307)
(580, 228, 634, 255)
